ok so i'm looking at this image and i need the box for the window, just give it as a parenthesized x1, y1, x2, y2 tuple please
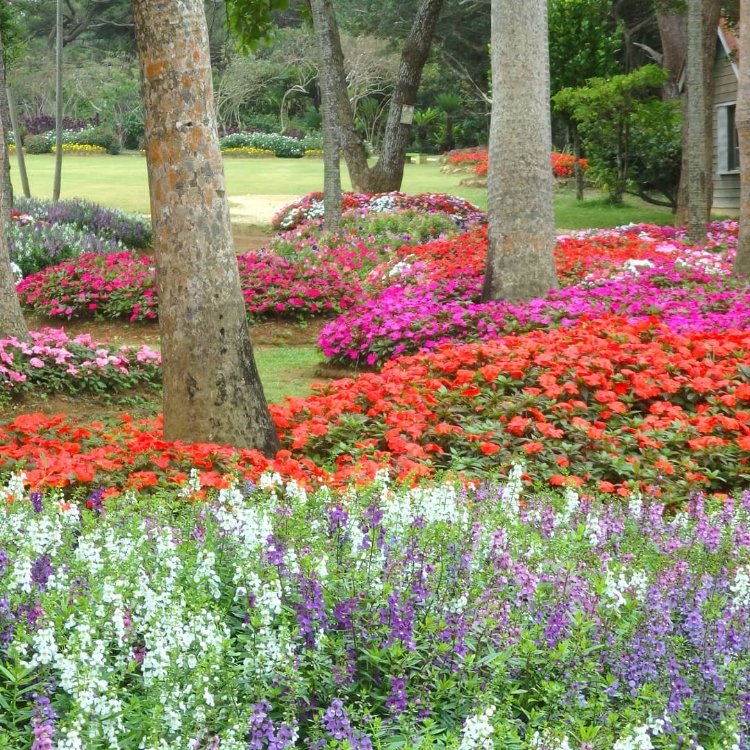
(717, 103, 740, 173)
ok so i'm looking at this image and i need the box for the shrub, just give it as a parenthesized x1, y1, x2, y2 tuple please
(24, 134, 52, 154)
(8, 222, 126, 277)
(73, 124, 122, 155)
(272, 191, 485, 231)
(219, 131, 305, 158)
(14, 197, 152, 248)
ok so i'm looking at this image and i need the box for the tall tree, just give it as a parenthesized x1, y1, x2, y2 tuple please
(667, 0, 721, 224)
(735, 0, 750, 277)
(309, 0, 342, 230)
(52, 0, 63, 201)
(0, 84, 29, 340)
(229, 0, 445, 193)
(132, 0, 279, 453)
(548, 0, 621, 200)
(482, 0, 558, 302)
(685, 0, 708, 241)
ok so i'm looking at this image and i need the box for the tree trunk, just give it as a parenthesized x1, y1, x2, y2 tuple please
(656, 9, 687, 100)
(571, 121, 584, 201)
(52, 0, 63, 202)
(482, 0, 558, 303)
(0, 95, 29, 341)
(323, 0, 444, 193)
(361, 0, 444, 193)
(310, 0, 342, 231)
(6, 87, 31, 199)
(657, 8, 689, 224)
(686, 0, 708, 242)
(734, 0, 750, 278)
(676, 0, 720, 226)
(132, 0, 279, 454)
(0, 42, 12, 218)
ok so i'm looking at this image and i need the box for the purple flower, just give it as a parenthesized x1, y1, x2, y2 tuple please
(386, 676, 408, 715)
(30, 492, 43, 513)
(30, 692, 56, 750)
(31, 554, 53, 589)
(85, 487, 105, 514)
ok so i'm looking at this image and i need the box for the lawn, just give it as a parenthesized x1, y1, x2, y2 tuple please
(10, 152, 677, 229)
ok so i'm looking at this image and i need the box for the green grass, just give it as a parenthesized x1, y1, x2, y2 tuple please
(254, 345, 324, 403)
(10, 153, 677, 229)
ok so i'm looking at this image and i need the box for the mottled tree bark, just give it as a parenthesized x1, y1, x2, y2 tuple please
(132, 0, 279, 453)
(0, 37, 12, 217)
(0, 97, 29, 341)
(310, 0, 342, 231)
(734, 0, 750, 278)
(675, 0, 720, 225)
(481, 0, 558, 303)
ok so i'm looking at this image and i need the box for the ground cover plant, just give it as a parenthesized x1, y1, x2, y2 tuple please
(0, 471, 747, 749)
(16, 194, 485, 322)
(0, 329, 161, 408)
(319, 222, 748, 366)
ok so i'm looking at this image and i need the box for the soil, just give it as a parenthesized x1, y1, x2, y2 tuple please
(3, 216, 341, 424)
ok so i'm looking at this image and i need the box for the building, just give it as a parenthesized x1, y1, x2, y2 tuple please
(712, 23, 740, 214)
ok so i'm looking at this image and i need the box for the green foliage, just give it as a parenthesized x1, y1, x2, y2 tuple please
(72, 124, 121, 154)
(23, 134, 52, 154)
(553, 65, 679, 207)
(548, 0, 622, 95)
(225, 0, 293, 52)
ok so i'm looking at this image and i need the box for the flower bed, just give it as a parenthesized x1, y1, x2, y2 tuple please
(320, 223, 749, 367)
(444, 148, 588, 178)
(3, 316, 748, 498)
(0, 472, 747, 748)
(271, 191, 485, 231)
(0, 328, 161, 406)
(17, 200, 480, 322)
(283, 316, 750, 496)
(14, 197, 152, 249)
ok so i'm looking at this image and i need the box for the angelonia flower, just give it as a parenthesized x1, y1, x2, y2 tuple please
(30, 692, 56, 750)
(458, 705, 496, 750)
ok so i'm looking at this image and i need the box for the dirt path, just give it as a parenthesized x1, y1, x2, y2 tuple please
(228, 194, 302, 226)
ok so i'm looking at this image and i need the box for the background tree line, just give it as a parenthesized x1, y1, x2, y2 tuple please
(0, 0, 735, 198)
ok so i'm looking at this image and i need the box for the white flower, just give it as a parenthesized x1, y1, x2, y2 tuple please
(613, 725, 654, 750)
(500, 463, 525, 515)
(730, 565, 750, 610)
(623, 258, 654, 273)
(458, 705, 495, 750)
(603, 566, 649, 611)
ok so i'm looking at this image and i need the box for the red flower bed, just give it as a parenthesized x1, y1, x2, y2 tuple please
(5, 316, 744, 499)
(445, 149, 588, 179)
(276, 316, 750, 495)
